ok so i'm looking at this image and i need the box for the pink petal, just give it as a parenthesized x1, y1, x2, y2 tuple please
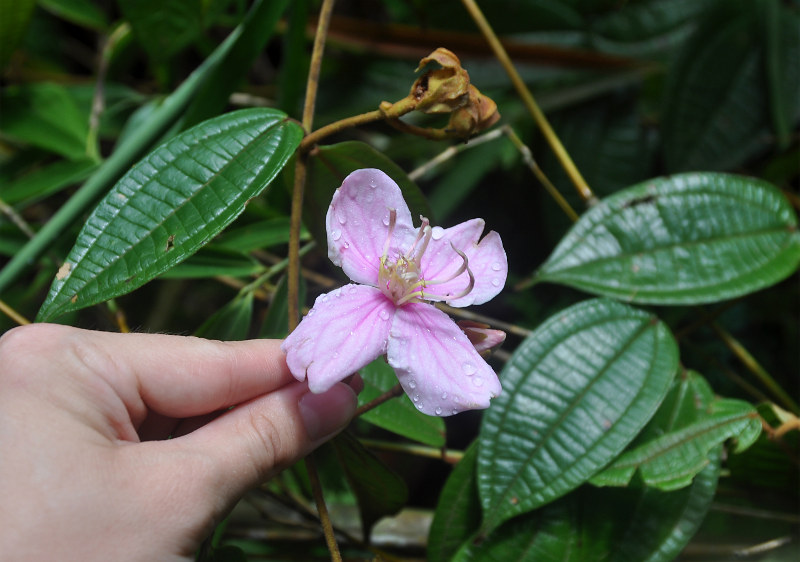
(326, 169, 416, 286)
(281, 284, 394, 393)
(420, 219, 507, 307)
(387, 302, 502, 416)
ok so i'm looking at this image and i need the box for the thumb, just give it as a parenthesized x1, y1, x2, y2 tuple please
(169, 380, 358, 500)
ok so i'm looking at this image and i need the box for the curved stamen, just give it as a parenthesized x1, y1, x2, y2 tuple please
(381, 208, 397, 261)
(421, 244, 475, 303)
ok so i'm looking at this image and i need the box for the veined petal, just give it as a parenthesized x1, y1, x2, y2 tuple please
(281, 284, 393, 393)
(420, 219, 507, 306)
(326, 169, 415, 286)
(387, 302, 501, 416)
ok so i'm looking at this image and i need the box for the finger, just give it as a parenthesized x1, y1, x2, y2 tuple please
(167, 380, 359, 499)
(15, 324, 294, 419)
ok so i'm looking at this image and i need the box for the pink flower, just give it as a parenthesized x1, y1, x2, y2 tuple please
(281, 169, 507, 416)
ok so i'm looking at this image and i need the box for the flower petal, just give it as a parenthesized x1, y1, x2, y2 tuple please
(420, 219, 507, 306)
(281, 284, 393, 393)
(387, 302, 502, 416)
(326, 169, 415, 286)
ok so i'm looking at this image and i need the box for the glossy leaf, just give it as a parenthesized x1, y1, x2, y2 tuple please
(477, 298, 678, 532)
(358, 359, 446, 448)
(331, 431, 408, 539)
(303, 141, 430, 249)
(591, 399, 761, 490)
(194, 292, 254, 341)
(535, 173, 800, 304)
(37, 108, 302, 321)
(428, 443, 481, 562)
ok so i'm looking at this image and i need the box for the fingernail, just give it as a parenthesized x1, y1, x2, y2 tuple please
(299, 383, 357, 442)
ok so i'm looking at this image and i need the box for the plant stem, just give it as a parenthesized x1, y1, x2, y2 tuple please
(0, 298, 31, 326)
(502, 125, 579, 222)
(299, 109, 384, 152)
(460, 0, 595, 204)
(712, 322, 800, 414)
(288, 2, 342, 560)
(288, 0, 336, 333)
(360, 439, 465, 464)
(355, 384, 405, 416)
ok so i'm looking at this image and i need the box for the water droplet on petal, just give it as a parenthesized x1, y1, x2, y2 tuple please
(409, 379, 417, 389)
(462, 362, 476, 376)
(321, 294, 329, 303)
(348, 286, 358, 294)
(369, 178, 377, 188)
(331, 229, 341, 241)
(431, 226, 445, 240)
(474, 376, 484, 387)
(441, 392, 448, 400)
(451, 408, 458, 415)
(307, 309, 315, 316)
(333, 352, 339, 359)
(417, 402, 424, 410)
(491, 278, 502, 287)
(435, 406, 443, 415)
(337, 213, 347, 225)
(413, 394, 420, 402)
(343, 241, 350, 249)
(491, 262, 502, 271)
(382, 215, 390, 226)
(379, 309, 390, 320)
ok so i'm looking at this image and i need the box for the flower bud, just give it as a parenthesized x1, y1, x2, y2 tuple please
(410, 48, 471, 114)
(448, 85, 501, 137)
(458, 320, 506, 356)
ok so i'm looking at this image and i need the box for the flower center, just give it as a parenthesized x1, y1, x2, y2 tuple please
(378, 209, 474, 306)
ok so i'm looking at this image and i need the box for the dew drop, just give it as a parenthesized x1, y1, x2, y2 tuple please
(474, 376, 484, 387)
(413, 394, 420, 402)
(462, 362, 477, 376)
(343, 241, 350, 249)
(451, 408, 458, 415)
(331, 229, 342, 241)
(333, 351, 339, 359)
(491, 262, 502, 271)
(337, 213, 347, 225)
(382, 215, 390, 226)
(307, 308, 315, 316)
(435, 406, 443, 415)
(379, 309, 390, 320)
(321, 294, 329, 303)
(441, 391, 448, 400)
(431, 226, 445, 240)
(348, 285, 358, 294)
(417, 403, 424, 410)
(409, 379, 417, 389)
(491, 278, 502, 287)
(335, 291, 342, 298)
(369, 178, 377, 188)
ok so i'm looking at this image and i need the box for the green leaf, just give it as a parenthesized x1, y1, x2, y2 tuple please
(303, 141, 430, 250)
(37, 108, 302, 321)
(0, 83, 90, 160)
(0, 158, 97, 206)
(535, 173, 800, 305)
(477, 298, 678, 532)
(158, 247, 262, 279)
(118, 0, 205, 63)
(194, 292, 253, 341)
(428, 442, 482, 562)
(330, 431, 408, 539)
(358, 359, 446, 448)
(590, 398, 761, 490)
(39, 0, 109, 30)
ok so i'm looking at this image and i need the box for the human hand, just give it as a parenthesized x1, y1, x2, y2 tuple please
(0, 323, 359, 561)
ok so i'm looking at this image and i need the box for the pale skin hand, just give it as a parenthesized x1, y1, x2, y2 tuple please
(0, 323, 360, 561)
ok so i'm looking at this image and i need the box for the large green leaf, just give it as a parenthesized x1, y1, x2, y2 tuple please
(303, 141, 430, 251)
(0, 158, 97, 206)
(358, 359, 446, 448)
(590, 398, 761, 490)
(37, 108, 302, 321)
(477, 299, 678, 532)
(428, 442, 482, 562)
(535, 173, 800, 304)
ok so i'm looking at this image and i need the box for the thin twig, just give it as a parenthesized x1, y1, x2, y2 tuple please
(305, 453, 342, 562)
(711, 322, 800, 414)
(460, 0, 595, 204)
(0, 298, 31, 326)
(360, 438, 465, 464)
(355, 384, 405, 417)
(408, 127, 505, 181)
